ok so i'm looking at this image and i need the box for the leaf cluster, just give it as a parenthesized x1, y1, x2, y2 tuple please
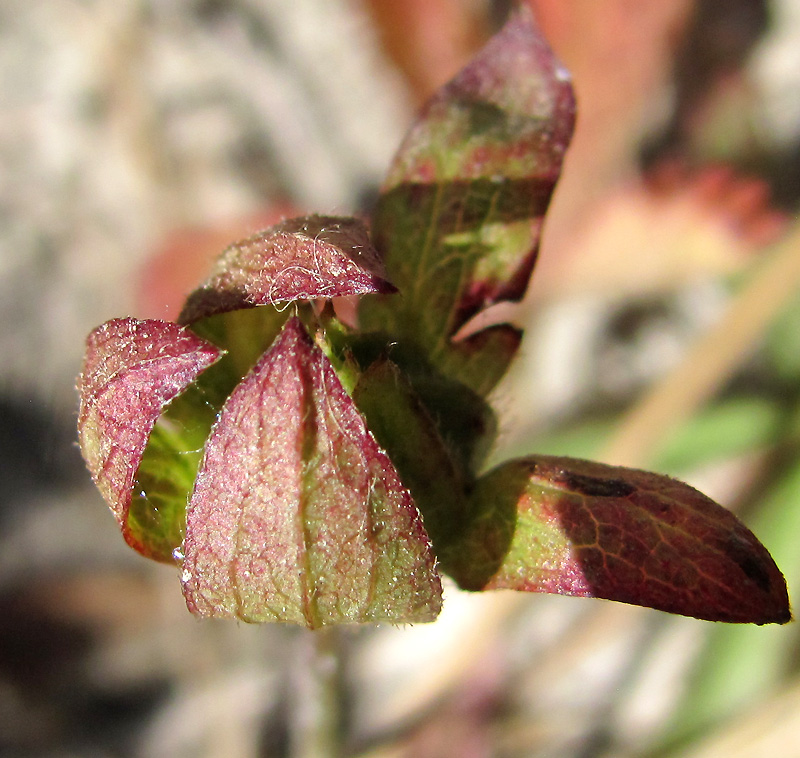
(77, 6, 789, 628)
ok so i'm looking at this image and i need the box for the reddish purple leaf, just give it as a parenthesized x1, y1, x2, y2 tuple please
(181, 317, 442, 627)
(384, 4, 575, 191)
(361, 4, 576, 370)
(451, 456, 790, 624)
(77, 318, 223, 554)
(178, 215, 396, 324)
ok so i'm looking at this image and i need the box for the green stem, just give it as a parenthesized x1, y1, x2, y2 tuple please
(289, 628, 344, 758)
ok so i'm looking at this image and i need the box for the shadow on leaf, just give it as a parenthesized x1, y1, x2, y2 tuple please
(448, 456, 791, 624)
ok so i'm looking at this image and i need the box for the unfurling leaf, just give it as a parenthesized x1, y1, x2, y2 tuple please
(179, 215, 396, 324)
(181, 317, 442, 627)
(450, 456, 790, 624)
(361, 4, 575, 392)
(77, 318, 223, 558)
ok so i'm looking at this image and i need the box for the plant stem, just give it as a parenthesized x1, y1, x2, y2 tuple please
(289, 627, 344, 758)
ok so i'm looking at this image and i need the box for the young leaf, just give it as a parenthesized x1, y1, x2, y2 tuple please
(181, 317, 442, 627)
(129, 307, 294, 564)
(188, 305, 295, 397)
(77, 318, 223, 557)
(352, 357, 469, 555)
(449, 455, 790, 624)
(332, 328, 500, 473)
(360, 4, 575, 392)
(179, 215, 396, 324)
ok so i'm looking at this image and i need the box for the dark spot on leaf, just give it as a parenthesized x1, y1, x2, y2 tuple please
(464, 99, 507, 134)
(559, 472, 636, 498)
(720, 535, 773, 594)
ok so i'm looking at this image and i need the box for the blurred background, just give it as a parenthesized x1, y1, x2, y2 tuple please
(3, 0, 800, 755)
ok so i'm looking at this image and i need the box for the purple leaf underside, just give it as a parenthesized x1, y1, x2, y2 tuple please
(452, 456, 790, 624)
(77, 318, 223, 553)
(181, 317, 443, 628)
(179, 215, 396, 324)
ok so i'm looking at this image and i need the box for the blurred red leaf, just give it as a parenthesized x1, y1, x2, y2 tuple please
(525, 0, 692, 260)
(531, 162, 789, 299)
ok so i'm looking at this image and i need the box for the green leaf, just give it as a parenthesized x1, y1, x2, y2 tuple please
(361, 5, 575, 393)
(448, 455, 790, 624)
(77, 318, 223, 560)
(126, 399, 210, 563)
(764, 291, 800, 382)
(333, 328, 500, 473)
(439, 324, 523, 398)
(352, 357, 469, 556)
(188, 304, 293, 392)
(181, 317, 443, 627)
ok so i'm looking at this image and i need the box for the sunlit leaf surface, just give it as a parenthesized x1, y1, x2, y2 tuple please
(77, 318, 223, 558)
(180, 215, 396, 324)
(450, 455, 790, 624)
(361, 5, 575, 393)
(182, 317, 442, 627)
